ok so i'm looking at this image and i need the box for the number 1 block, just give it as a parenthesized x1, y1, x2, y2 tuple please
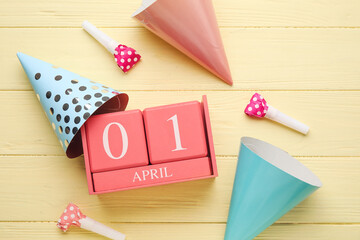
(143, 101, 208, 164)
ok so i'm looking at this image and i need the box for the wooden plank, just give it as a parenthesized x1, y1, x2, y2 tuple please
(0, 155, 358, 223)
(3, 28, 360, 90)
(0, 222, 359, 240)
(0, 91, 359, 156)
(1, 0, 360, 27)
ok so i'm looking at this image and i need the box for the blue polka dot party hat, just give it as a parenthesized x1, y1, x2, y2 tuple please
(17, 52, 129, 158)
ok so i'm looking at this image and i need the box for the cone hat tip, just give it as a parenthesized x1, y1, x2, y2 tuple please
(16, 52, 34, 63)
(16, 52, 24, 60)
(226, 78, 233, 86)
(16, 52, 29, 68)
(220, 74, 233, 86)
(16, 52, 39, 72)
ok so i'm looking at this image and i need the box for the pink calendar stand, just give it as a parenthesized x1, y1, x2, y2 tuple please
(81, 95, 217, 194)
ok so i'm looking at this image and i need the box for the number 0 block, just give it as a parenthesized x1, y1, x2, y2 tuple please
(143, 101, 208, 164)
(84, 109, 149, 173)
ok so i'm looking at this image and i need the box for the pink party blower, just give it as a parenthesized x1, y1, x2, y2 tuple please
(82, 20, 141, 73)
(245, 93, 309, 135)
(57, 203, 126, 240)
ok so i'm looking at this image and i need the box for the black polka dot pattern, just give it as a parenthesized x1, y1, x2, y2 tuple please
(65, 88, 72, 95)
(35, 69, 121, 151)
(74, 117, 80, 124)
(75, 105, 82, 112)
(54, 95, 61, 102)
(35, 73, 41, 80)
(83, 112, 90, 120)
(72, 127, 78, 134)
(84, 103, 91, 110)
(63, 104, 69, 111)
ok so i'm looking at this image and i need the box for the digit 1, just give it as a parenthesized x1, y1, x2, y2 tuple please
(167, 114, 187, 151)
(103, 122, 128, 159)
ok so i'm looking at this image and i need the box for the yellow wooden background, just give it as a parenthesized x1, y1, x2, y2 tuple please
(1, 0, 360, 239)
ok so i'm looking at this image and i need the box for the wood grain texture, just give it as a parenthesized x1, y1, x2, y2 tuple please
(1, 223, 359, 240)
(0, 156, 358, 223)
(2, 28, 360, 90)
(0, 91, 359, 156)
(1, 0, 360, 238)
(1, 0, 360, 27)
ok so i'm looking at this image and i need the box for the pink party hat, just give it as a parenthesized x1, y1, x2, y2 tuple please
(132, 0, 233, 85)
(17, 52, 129, 158)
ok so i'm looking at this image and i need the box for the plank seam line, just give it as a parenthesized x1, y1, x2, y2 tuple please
(0, 221, 359, 225)
(0, 26, 360, 29)
(1, 89, 360, 92)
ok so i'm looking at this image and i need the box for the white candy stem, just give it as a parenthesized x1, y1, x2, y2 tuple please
(82, 20, 119, 55)
(265, 105, 309, 135)
(79, 217, 126, 240)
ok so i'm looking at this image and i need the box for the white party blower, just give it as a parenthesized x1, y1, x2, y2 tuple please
(244, 93, 309, 135)
(82, 20, 141, 73)
(57, 203, 126, 240)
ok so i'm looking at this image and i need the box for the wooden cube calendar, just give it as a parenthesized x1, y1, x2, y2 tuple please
(81, 95, 217, 194)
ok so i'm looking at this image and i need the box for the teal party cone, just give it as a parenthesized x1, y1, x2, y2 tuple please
(17, 52, 128, 158)
(224, 137, 322, 240)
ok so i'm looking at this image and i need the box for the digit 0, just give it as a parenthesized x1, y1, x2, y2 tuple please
(102, 122, 128, 159)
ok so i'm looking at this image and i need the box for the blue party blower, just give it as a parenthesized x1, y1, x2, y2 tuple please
(224, 137, 322, 240)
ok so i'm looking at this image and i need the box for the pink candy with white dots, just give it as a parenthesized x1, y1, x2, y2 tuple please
(57, 203, 86, 232)
(114, 44, 141, 73)
(244, 93, 268, 118)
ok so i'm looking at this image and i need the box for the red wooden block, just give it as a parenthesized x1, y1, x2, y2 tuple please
(84, 109, 149, 173)
(93, 157, 211, 192)
(143, 101, 208, 164)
